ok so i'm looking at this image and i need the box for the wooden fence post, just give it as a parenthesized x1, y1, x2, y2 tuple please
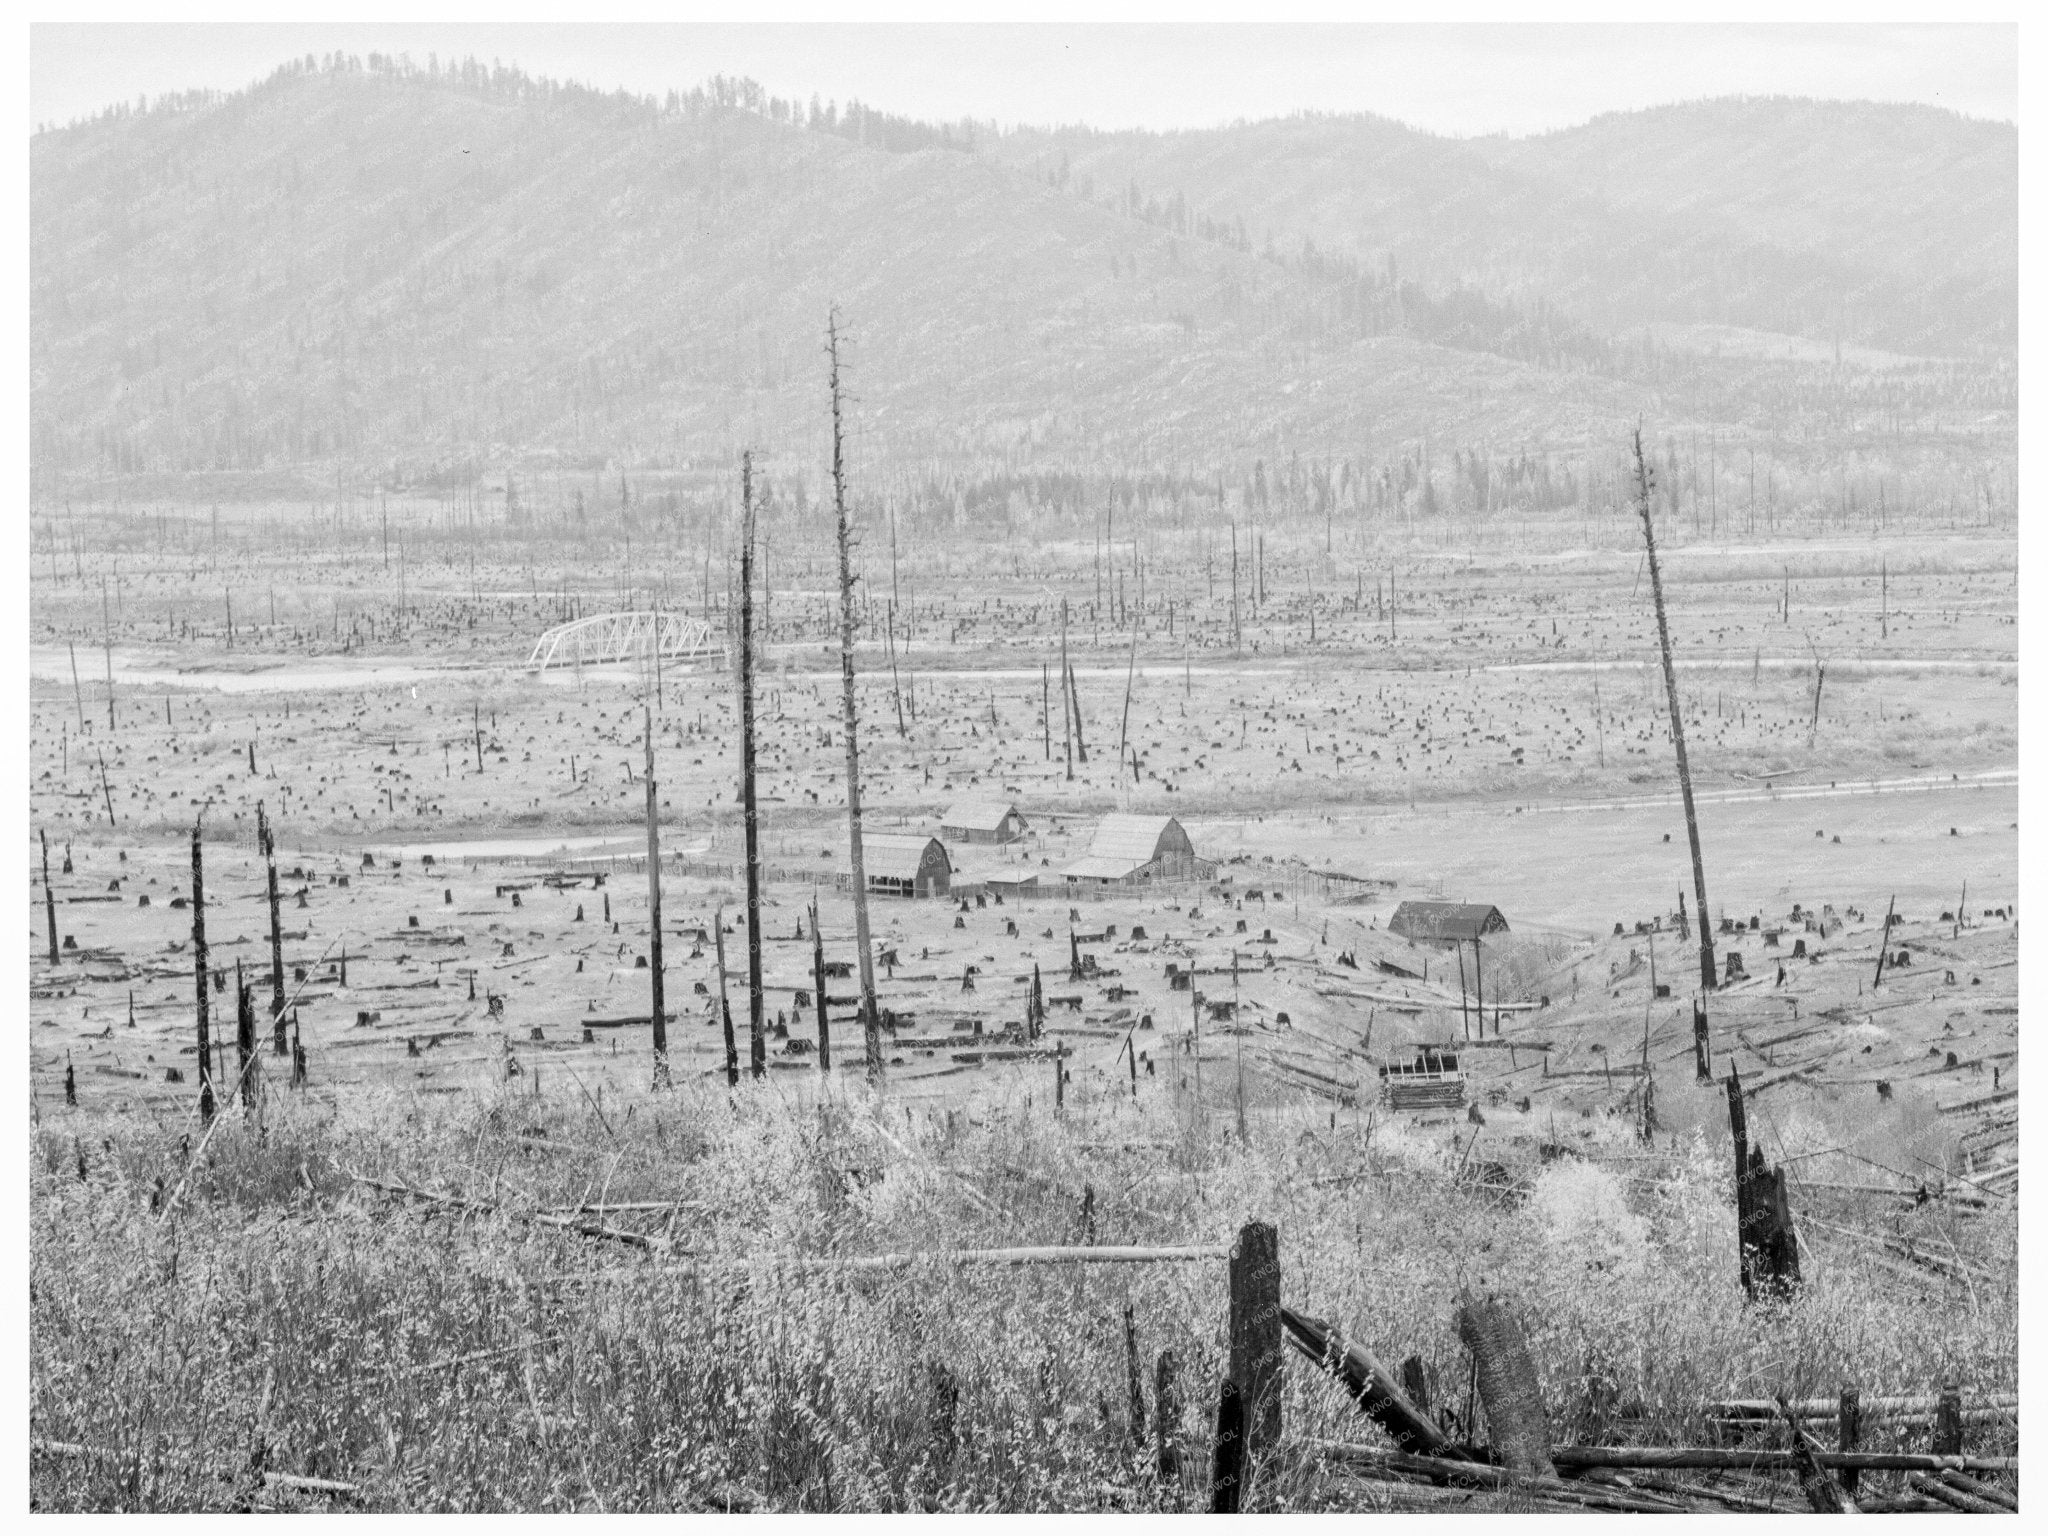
(1209, 1378, 1244, 1513)
(926, 1359, 959, 1465)
(1838, 1387, 1861, 1499)
(1155, 1348, 1182, 1485)
(1228, 1219, 1282, 1470)
(1931, 1385, 1964, 1457)
(234, 965, 257, 1116)
(1124, 1303, 1146, 1450)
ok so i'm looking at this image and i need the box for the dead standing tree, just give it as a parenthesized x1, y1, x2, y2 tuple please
(258, 803, 287, 1055)
(1631, 428, 1717, 998)
(40, 828, 59, 965)
(644, 705, 670, 1087)
(827, 313, 884, 1079)
(739, 453, 767, 1081)
(190, 813, 215, 1125)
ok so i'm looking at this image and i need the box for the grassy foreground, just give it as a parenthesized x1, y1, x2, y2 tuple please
(29, 1073, 2017, 1512)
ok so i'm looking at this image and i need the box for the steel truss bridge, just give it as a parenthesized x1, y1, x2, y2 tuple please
(525, 612, 725, 673)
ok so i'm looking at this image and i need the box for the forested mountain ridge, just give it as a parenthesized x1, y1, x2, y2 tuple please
(990, 96, 2014, 357)
(30, 57, 2014, 492)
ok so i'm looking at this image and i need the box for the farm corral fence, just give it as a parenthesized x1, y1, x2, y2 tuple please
(446, 847, 1382, 907)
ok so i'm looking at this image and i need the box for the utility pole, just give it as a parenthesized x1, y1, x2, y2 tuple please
(1632, 427, 1718, 998)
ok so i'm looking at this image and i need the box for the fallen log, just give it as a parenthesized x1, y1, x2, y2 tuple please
(541, 1243, 1231, 1287)
(1907, 1473, 2004, 1514)
(1938, 1470, 2018, 1513)
(1548, 1446, 2018, 1474)
(31, 1437, 357, 1499)
(350, 1174, 673, 1251)
(1308, 1443, 1684, 1513)
(1281, 1307, 1455, 1456)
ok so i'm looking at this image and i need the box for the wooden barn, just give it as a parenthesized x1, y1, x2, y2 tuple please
(860, 834, 952, 898)
(1063, 814, 1213, 886)
(1388, 901, 1510, 945)
(940, 798, 1029, 845)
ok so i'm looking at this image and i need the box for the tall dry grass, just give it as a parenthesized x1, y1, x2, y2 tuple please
(29, 1070, 2016, 1511)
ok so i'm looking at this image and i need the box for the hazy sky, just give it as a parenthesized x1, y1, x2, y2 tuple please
(31, 22, 2018, 138)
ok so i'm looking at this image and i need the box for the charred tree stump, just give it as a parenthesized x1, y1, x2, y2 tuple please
(1727, 1067, 1802, 1300)
(1455, 1290, 1555, 1482)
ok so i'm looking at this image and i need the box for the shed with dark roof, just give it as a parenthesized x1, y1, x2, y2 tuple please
(1387, 901, 1509, 945)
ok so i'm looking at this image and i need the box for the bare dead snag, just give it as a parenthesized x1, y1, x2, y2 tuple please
(738, 453, 766, 1082)
(259, 804, 286, 1055)
(1631, 427, 1717, 999)
(826, 313, 883, 1079)
(1455, 1290, 1555, 1482)
(40, 829, 59, 965)
(714, 904, 738, 1089)
(191, 815, 215, 1125)
(810, 897, 830, 1072)
(644, 706, 669, 1087)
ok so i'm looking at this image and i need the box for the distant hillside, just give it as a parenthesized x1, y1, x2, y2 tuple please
(32, 59, 1650, 483)
(987, 99, 2015, 356)
(29, 59, 2014, 497)
(1468, 97, 2015, 295)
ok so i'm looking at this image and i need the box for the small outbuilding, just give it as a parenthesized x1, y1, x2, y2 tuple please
(1388, 902, 1510, 945)
(941, 798, 1029, 845)
(861, 834, 952, 898)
